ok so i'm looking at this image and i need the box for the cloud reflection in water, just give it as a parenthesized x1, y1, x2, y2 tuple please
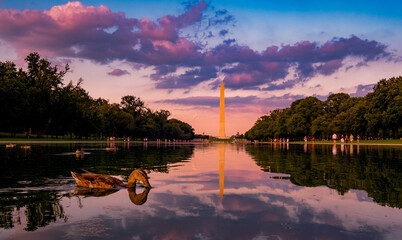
(1, 143, 401, 240)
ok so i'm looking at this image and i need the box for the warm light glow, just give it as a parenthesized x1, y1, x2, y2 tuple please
(219, 143, 225, 201)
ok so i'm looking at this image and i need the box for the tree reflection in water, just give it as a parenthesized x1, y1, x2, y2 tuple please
(246, 143, 402, 208)
(0, 190, 67, 231)
(0, 142, 400, 239)
(0, 186, 151, 231)
(0, 143, 194, 232)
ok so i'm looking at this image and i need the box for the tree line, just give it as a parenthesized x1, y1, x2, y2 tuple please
(0, 52, 194, 140)
(245, 76, 401, 140)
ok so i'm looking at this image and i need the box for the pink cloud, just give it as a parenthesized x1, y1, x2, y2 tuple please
(223, 71, 263, 89)
(45, 2, 121, 29)
(138, 18, 176, 40)
(142, 38, 202, 65)
(0, 1, 136, 59)
(0, 1, 391, 91)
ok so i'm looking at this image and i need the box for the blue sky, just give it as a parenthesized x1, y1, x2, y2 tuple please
(1, 0, 401, 135)
(2, 0, 402, 16)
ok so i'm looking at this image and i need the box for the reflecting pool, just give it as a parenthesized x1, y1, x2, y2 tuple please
(0, 142, 401, 239)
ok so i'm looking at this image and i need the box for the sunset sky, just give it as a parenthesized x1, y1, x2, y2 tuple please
(1, 0, 401, 136)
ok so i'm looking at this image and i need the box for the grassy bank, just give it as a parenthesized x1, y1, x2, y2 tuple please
(0, 137, 106, 142)
(1, 137, 401, 145)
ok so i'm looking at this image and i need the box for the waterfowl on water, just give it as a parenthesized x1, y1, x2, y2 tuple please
(105, 147, 118, 151)
(76, 149, 85, 155)
(6, 144, 16, 148)
(71, 169, 151, 188)
(20, 145, 31, 149)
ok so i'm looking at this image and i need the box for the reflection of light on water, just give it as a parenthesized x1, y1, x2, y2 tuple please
(54, 152, 91, 156)
(332, 144, 362, 156)
(219, 143, 225, 202)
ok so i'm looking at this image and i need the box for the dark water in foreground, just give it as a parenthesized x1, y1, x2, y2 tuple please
(0, 142, 401, 240)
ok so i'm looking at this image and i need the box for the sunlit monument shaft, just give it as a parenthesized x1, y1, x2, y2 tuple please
(219, 82, 226, 139)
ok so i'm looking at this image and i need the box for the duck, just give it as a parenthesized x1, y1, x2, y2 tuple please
(75, 149, 85, 159)
(6, 144, 16, 148)
(76, 148, 85, 155)
(20, 145, 31, 149)
(71, 169, 151, 188)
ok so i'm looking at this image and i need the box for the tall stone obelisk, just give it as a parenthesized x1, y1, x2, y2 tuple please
(219, 82, 226, 139)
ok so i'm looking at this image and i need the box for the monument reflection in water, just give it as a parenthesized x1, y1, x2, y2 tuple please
(0, 142, 401, 240)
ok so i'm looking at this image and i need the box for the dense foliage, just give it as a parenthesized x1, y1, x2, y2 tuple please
(0, 53, 194, 140)
(246, 77, 402, 140)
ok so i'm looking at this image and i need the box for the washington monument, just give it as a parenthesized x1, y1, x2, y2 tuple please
(219, 82, 226, 139)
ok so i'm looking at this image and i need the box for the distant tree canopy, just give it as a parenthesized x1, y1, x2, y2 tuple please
(0, 52, 194, 140)
(245, 76, 402, 140)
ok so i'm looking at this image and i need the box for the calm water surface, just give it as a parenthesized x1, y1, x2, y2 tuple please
(0, 142, 401, 240)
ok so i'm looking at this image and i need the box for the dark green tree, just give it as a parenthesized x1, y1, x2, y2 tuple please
(0, 62, 29, 136)
(24, 52, 69, 137)
(365, 77, 402, 138)
(245, 76, 401, 140)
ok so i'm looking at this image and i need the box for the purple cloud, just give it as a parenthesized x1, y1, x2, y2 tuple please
(223, 38, 235, 44)
(151, 65, 177, 78)
(0, 1, 391, 91)
(159, 94, 304, 110)
(208, 36, 389, 89)
(350, 84, 375, 97)
(108, 68, 130, 76)
(153, 66, 217, 89)
(262, 79, 301, 91)
(219, 29, 229, 36)
(209, 8, 235, 26)
(318, 59, 343, 75)
(159, 96, 219, 107)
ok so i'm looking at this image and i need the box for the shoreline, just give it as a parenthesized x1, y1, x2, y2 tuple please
(256, 141, 402, 146)
(253, 140, 402, 146)
(1, 140, 401, 146)
(0, 140, 206, 145)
